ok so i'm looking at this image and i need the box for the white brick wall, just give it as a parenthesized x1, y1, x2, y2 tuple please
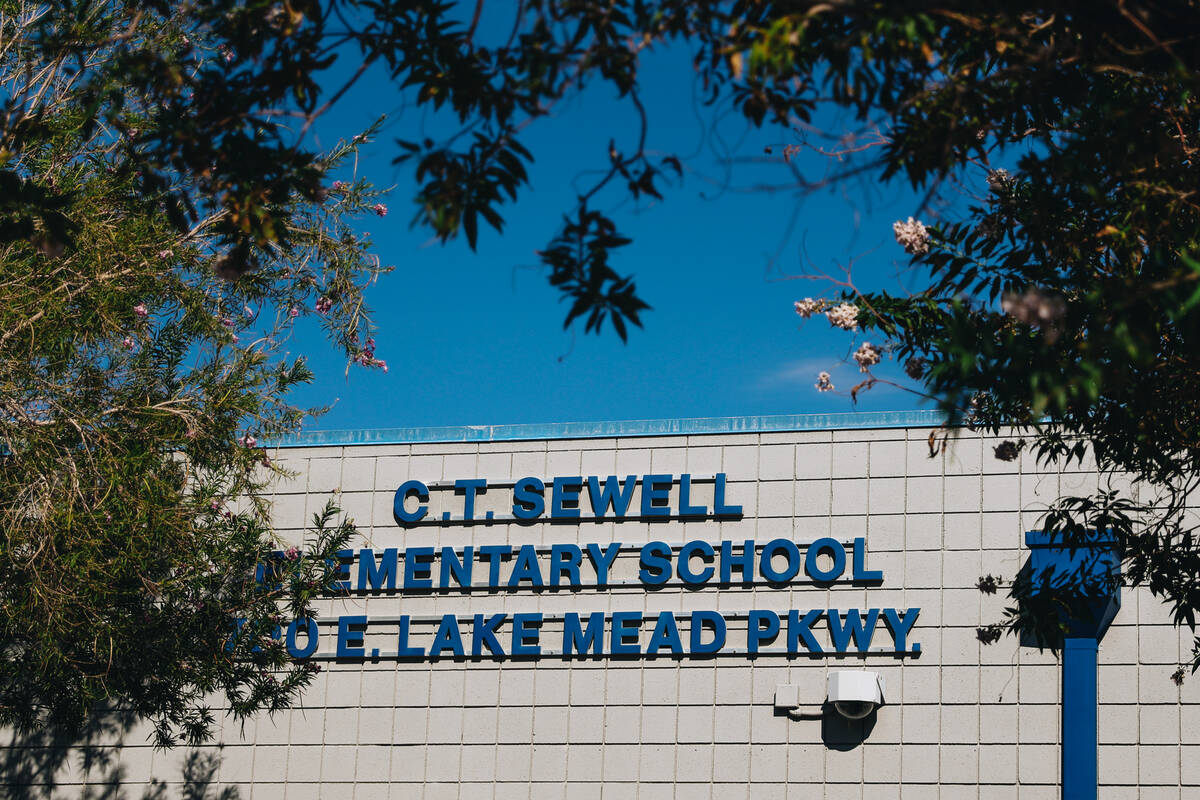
(5, 423, 1199, 798)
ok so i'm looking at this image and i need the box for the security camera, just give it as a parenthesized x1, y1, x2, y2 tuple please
(827, 671, 885, 720)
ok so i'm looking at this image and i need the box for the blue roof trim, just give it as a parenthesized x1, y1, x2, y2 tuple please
(269, 409, 948, 448)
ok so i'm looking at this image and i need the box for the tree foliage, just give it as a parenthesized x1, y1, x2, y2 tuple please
(763, 3, 1200, 669)
(0, 3, 389, 744)
(7, 0, 1200, 743)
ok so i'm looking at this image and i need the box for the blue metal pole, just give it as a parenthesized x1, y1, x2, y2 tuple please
(1062, 637, 1099, 799)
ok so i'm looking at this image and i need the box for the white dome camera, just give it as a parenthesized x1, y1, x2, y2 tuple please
(827, 671, 885, 720)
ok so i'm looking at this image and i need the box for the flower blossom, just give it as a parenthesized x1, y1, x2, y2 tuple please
(853, 342, 882, 372)
(133, 303, 148, 318)
(825, 303, 859, 331)
(986, 168, 1012, 193)
(353, 338, 388, 371)
(157, 250, 172, 259)
(315, 297, 333, 314)
(815, 372, 834, 392)
(289, 306, 300, 318)
(372, 203, 388, 217)
(331, 180, 348, 190)
(892, 216, 931, 256)
(121, 336, 135, 350)
(1001, 287, 1066, 342)
(238, 434, 257, 448)
(285, 546, 301, 561)
(793, 298, 825, 319)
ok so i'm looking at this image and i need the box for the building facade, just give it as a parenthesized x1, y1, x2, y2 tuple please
(6, 412, 1199, 798)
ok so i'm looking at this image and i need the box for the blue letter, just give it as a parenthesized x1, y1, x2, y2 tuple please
(393, 480, 429, 524)
(429, 614, 465, 657)
(440, 546, 473, 588)
(747, 610, 780, 654)
(397, 616, 424, 657)
(805, 538, 846, 582)
(551, 476, 583, 519)
(720, 540, 755, 585)
(647, 612, 684, 654)
(678, 474, 707, 517)
(550, 544, 583, 587)
(641, 474, 673, 517)
(455, 479, 487, 521)
(678, 540, 715, 585)
(759, 539, 802, 583)
(588, 475, 636, 519)
(610, 612, 643, 654)
(713, 473, 742, 516)
(328, 550, 352, 593)
(638, 541, 672, 585)
(508, 544, 545, 587)
(690, 611, 726, 654)
(586, 542, 622, 586)
(478, 545, 512, 587)
(403, 547, 435, 589)
(472, 613, 507, 656)
(787, 609, 824, 654)
(828, 609, 879, 653)
(336, 615, 367, 659)
(883, 608, 921, 653)
(286, 618, 318, 658)
(852, 537, 884, 582)
(358, 548, 398, 591)
(563, 612, 605, 655)
(512, 477, 545, 520)
(511, 613, 542, 656)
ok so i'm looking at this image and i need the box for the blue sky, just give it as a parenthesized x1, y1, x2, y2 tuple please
(286, 37, 945, 432)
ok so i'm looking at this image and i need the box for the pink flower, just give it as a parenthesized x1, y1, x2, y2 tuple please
(133, 303, 148, 318)
(121, 336, 134, 350)
(221, 317, 234, 328)
(289, 306, 300, 317)
(815, 371, 835, 392)
(892, 217, 931, 256)
(825, 303, 859, 331)
(285, 546, 301, 561)
(315, 297, 333, 314)
(210, 500, 219, 511)
(238, 434, 257, 448)
(793, 298, 825, 319)
(331, 180, 348, 190)
(853, 342, 882, 372)
(378, 360, 388, 373)
(372, 203, 388, 217)
(157, 250, 172, 259)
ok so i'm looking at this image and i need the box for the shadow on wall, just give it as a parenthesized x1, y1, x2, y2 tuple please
(1, 714, 239, 800)
(770, 702, 878, 750)
(820, 703, 877, 750)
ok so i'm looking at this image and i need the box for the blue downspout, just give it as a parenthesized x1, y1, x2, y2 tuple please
(1021, 530, 1119, 800)
(1062, 637, 1099, 799)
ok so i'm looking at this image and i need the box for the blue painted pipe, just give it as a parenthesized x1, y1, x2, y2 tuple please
(1063, 637, 1099, 799)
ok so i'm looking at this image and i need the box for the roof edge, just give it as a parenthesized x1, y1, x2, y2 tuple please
(269, 409, 948, 448)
